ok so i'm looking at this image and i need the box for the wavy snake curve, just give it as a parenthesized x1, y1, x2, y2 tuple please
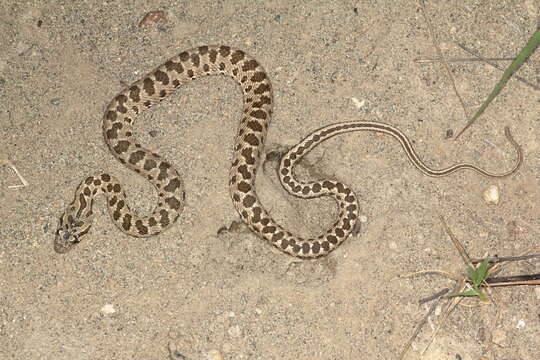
(55, 45, 522, 258)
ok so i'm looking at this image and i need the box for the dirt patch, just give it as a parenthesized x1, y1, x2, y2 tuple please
(1, 1, 538, 359)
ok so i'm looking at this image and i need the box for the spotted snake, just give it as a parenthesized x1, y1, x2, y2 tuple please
(55, 45, 522, 257)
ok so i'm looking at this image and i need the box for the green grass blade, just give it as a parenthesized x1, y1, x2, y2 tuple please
(473, 259, 490, 287)
(455, 28, 540, 138)
(477, 290, 489, 303)
(448, 289, 480, 298)
(466, 265, 477, 283)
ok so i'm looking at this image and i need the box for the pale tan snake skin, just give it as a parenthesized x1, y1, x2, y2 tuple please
(55, 45, 522, 257)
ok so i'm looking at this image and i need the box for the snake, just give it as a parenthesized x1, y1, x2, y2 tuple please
(54, 45, 523, 258)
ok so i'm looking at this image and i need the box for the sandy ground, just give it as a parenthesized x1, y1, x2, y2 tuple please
(1, 1, 539, 359)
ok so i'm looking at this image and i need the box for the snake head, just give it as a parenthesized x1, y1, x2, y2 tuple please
(54, 212, 93, 253)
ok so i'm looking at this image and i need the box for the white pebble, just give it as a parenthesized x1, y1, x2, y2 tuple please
(206, 350, 224, 360)
(100, 304, 115, 314)
(350, 97, 367, 109)
(483, 185, 500, 205)
(359, 215, 368, 223)
(227, 325, 241, 338)
(516, 319, 526, 329)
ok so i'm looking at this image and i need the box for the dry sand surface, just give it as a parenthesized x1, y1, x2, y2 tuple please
(1, 1, 539, 359)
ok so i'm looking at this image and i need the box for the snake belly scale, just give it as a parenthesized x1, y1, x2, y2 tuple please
(55, 45, 522, 258)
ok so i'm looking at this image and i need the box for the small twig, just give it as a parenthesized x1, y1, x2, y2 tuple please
(486, 246, 540, 278)
(398, 294, 444, 360)
(484, 279, 540, 286)
(0, 159, 29, 189)
(419, 0, 470, 123)
(486, 309, 502, 355)
(399, 269, 462, 281)
(421, 281, 465, 355)
(439, 216, 472, 266)
(470, 254, 540, 264)
(419, 288, 450, 305)
(403, 219, 538, 357)
(457, 43, 540, 91)
(486, 272, 540, 284)
(414, 57, 515, 63)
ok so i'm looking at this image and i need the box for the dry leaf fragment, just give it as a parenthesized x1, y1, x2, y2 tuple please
(138, 10, 167, 28)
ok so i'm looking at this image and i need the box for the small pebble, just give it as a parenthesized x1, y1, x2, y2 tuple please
(138, 10, 167, 28)
(516, 319, 525, 329)
(222, 343, 233, 354)
(507, 220, 526, 235)
(491, 328, 507, 346)
(359, 215, 368, 223)
(100, 304, 115, 314)
(350, 97, 366, 109)
(168, 342, 187, 360)
(227, 325, 241, 338)
(483, 185, 500, 205)
(51, 98, 61, 105)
